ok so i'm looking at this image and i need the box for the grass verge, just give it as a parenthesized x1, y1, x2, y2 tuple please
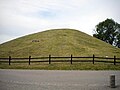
(0, 62, 120, 70)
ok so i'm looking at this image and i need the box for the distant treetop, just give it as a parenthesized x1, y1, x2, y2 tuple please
(93, 18, 120, 48)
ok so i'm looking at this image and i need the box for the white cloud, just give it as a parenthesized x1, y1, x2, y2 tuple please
(0, 0, 120, 44)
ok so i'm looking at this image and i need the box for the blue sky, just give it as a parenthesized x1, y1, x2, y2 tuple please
(0, 0, 120, 44)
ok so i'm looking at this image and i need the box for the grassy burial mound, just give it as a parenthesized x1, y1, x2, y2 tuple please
(0, 29, 120, 58)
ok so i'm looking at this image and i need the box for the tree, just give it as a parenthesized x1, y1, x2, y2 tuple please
(93, 18, 120, 48)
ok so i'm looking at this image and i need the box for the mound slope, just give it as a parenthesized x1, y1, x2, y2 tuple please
(0, 29, 120, 57)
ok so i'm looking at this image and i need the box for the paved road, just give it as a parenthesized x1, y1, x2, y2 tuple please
(0, 70, 120, 90)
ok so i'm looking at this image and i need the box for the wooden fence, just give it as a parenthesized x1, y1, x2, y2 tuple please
(0, 54, 120, 65)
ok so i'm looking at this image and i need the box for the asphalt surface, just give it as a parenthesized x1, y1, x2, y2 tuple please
(0, 70, 120, 90)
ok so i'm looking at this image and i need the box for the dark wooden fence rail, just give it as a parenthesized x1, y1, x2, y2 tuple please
(0, 54, 120, 65)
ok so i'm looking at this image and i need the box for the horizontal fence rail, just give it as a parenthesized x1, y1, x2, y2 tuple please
(0, 55, 120, 65)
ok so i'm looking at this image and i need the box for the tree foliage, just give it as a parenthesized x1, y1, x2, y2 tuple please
(93, 19, 120, 48)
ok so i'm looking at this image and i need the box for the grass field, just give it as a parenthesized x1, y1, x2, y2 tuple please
(0, 29, 120, 57)
(0, 29, 120, 70)
(0, 62, 120, 70)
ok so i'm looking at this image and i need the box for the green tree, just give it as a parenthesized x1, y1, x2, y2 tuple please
(93, 18, 120, 48)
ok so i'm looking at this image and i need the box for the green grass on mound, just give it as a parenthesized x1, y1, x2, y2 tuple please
(0, 29, 120, 58)
(0, 29, 120, 70)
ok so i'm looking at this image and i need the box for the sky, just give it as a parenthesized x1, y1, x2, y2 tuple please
(0, 0, 120, 44)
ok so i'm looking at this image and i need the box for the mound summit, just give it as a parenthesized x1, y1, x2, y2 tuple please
(0, 29, 120, 57)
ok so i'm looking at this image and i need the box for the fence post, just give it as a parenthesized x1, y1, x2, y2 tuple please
(114, 56, 116, 65)
(9, 56, 11, 65)
(71, 54, 72, 64)
(29, 56, 31, 65)
(49, 55, 51, 64)
(93, 54, 95, 64)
